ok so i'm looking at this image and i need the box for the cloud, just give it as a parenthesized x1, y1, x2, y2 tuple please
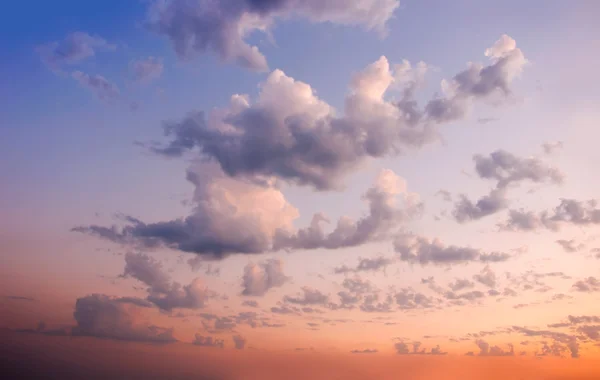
(511, 326, 579, 358)
(474, 339, 514, 356)
(393, 288, 435, 310)
(233, 335, 247, 349)
(72, 294, 177, 343)
(74, 166, 419, 258)
(394, 233, 510, 265)
(242, 300, 259, 308)
(572, 277, 600, 292)
(351, 349, 378, 354)
(448, 278, 475, 292)
(284, 287, 329, 306)
(473, 266, 497, 288)
(395, 341, 447, 355)
(425, 34, 527, 123)
(500, 199, 600, 232)
(473, 149, 564, 189)
(334, 276, 393, 312)
(150, 37, 526, 190)
(122, 252, 213, 311)
(452, 149, 562, 223)
(241, 259, 289, 296)
(4, 296, 36, 302)
(542, 141, 563, 155)
(72, 71, 120, 102)
(130, 57, 164, 84)
(556, 239, 585, 253)
(146, 0, 399, 71)
(193, 334, 224, 348)
(333, 256, 394, 275)
(36, 32, 115, 68)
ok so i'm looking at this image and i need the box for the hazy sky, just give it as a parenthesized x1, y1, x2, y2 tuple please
(1, 0, 600, 376)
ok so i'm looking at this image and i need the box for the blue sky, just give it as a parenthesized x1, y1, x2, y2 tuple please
(1, 0, 600, 366)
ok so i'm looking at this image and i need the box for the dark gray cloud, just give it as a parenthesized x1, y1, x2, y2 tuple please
(394, 233, 510, 265)
(146, 0, 399, 71)
(500, 198, 600, 232)
(241, 259, 289, 296)
(572, 277, 600, 292)
(193, 334, 224, 348)
(425, 35, 527, 123)
(72, 294, 177, 343)
(36, 32, 115, 68)
(130, 56, 164, 84)
(333, 256, 394, 274)
(72, 71, 120, 102)
(233, 334, 247, 349)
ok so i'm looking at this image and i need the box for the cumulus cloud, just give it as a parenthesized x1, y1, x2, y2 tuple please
(130, 57, 164, 84)
(511, 326, 579, 358)
(150, 37, 526, 189)
(146, 0, 399, 71)
(474, 339, 514, 356)
(395, 341, 447, 355)
(122, 252, 212, 311)
(241, 259, 289, 296)
(284, 287, 329, 306)
(72, 294, 177, 343)
(542, 141, 563, 155)
(74, 166, 418, 258)
(233, 335, 247, 349)
(72, 71, 120, 102)
(473, 266, 497, 288)
(572, 277, 600, 292)
(394, 233, 510, 265)
(351, 348, 378, 354)
(333, 256, 393, 275)
(500, 198, 600, 232)
(556, 239, 585, 253)
(36, 32, 115, 68)
(334, 276, 393, 312)
(425, 34, 527, 123)
(193, 334, 224, 348)
(452, 149, 563, 223)
(448, 278, 475, 292)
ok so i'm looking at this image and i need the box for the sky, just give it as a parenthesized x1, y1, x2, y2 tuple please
(1, 0, 600, 378)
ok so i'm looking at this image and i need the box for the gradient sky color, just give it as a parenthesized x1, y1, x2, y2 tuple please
(1, 1, 600, 378)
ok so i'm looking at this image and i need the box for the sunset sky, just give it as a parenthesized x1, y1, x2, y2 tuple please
(1, 1, 600, 378)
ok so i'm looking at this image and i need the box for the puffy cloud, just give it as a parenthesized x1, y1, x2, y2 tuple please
(572, 277, 600, 292)
(542, 141, 564, 155)
(351, 349, 378, 354)
(275, 169, 422, 250)
(395, 341, 447, 355)
(72, 71, 120, 102)
(242, 300, 259, 308)
(511, 326, 579, 358)
(74, 167, 418, 257)
(241, 259, 289, 296)
(333, 276, 393, 313)
(473, 266, 497, 288)
(72, 294, 177, 343)
(130, 57, 164, 84)
(36, 32, 115, 68)
(233, 335, 247, 349)
(500, 199, 600, 232)
(284, 287, 329, 306)
(151, 38, 526, 189)
(333, 256, 394, 274)
(122, 252, 212, 311)
(425, 35, 527, 123)
(453, 149, 562, 223)
(146, 0, 400, 71)
(452, 189, 508, 223)
(393, 288, 435, 310)
(394, 233, 510, 265)
(556, 239, 585, 253)
(473, 150, 564, 189)
(448, 278, 475, 292)
(475, 339, 514, 356)
(193, 334, 224, 348)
